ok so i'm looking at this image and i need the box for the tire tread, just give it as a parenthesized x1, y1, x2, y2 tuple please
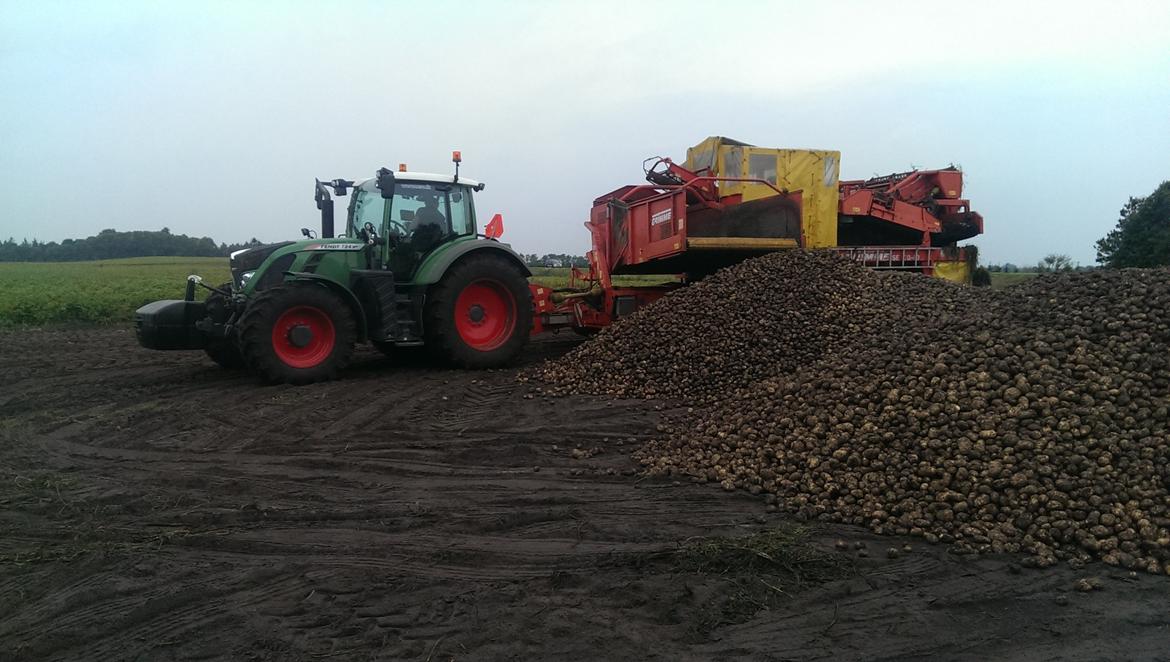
(423, 254, 532, 369)
(238, 283, 356, 384)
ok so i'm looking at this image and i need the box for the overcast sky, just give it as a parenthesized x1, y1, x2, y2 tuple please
(2, 0, 1168, 266)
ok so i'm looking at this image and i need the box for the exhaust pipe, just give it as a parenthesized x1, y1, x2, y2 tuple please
(314, 179, 335, 238)
(321, 200, 334, 238)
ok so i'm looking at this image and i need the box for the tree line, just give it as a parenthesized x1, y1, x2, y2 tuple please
(1095, 180, 1169, 268)
(0, 229, 264, 262)
(975, 180, 1169, 273)
(984, 255, 1093, 273)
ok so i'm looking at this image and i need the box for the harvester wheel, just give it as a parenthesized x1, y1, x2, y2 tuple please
(238, 283, 356, 384)
(424, 253, 532, 369)
(203, 282, 244, 369)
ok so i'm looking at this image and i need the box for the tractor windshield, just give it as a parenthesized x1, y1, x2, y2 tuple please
(348, 181, 474, 241)
(348, 184, 386, 237)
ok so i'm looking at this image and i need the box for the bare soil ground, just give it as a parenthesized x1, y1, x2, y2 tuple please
(1, 328, 1167, 661)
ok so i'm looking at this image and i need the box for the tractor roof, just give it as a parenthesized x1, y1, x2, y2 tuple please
(355, 172, 482, 188)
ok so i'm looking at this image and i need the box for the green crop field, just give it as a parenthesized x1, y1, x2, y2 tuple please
(989, 272, 1040, 289)
(0, 257, 231, 326)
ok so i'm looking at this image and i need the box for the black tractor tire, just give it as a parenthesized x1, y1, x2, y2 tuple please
(203, 282, 245, 369)
(238, 283, 356, 385)
(424, 253, 532, 369)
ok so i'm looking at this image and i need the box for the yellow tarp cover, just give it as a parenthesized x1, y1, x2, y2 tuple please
(685, 137, 841, 248)
(933, 260, 971, 284)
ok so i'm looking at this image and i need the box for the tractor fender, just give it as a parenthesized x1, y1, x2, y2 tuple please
(283, 271, 368, 342)
(413, 239, 532, 286)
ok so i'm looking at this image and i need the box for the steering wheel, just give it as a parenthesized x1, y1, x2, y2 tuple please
(386, 220, 410, 237)
(358, 222, 379, 244)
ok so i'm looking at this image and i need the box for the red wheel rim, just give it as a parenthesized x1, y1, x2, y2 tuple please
(271, 305, 336, 368)
(454, 279, 517, 351)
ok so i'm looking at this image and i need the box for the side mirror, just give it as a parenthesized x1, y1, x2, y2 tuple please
(329, 179, 354, 196)
(314, 179, 330, 210)
(376, 167, 396, 199)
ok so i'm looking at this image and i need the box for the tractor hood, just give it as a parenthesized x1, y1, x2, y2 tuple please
(230, 241, 294, 286)
(231, 238, 363, 270)
(230, 238, 369, 286)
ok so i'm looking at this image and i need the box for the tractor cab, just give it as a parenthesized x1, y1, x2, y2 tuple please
(345, 172, 483, 280)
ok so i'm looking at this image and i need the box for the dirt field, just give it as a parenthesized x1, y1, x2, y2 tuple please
(1, 328, 1167, 661)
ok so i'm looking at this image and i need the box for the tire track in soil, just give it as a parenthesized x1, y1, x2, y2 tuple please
(1, 328, 1168, 660)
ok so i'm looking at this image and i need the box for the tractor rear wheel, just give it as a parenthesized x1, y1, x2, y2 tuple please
(238, 283, 356, 384)
(424, 253, 532, 369)
(203, 282, 244, 369)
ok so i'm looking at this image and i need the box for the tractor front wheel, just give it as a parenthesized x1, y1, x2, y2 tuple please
(424, 254, 532, 369)
(238, 283, 356, 384)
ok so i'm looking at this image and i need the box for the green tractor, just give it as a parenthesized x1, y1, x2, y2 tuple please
(135, 155, 533, 384)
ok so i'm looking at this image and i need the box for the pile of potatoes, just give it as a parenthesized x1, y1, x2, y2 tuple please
(527, 251, 985, 402)
(529, 251, 1170, 572)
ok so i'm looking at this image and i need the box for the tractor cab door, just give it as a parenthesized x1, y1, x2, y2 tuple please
(382, 182, 475, 281)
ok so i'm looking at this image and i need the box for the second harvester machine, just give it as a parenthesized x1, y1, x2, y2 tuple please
(533, 136, 984, 333)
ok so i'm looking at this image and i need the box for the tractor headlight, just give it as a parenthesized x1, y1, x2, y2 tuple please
(240, 270, 256, 285)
